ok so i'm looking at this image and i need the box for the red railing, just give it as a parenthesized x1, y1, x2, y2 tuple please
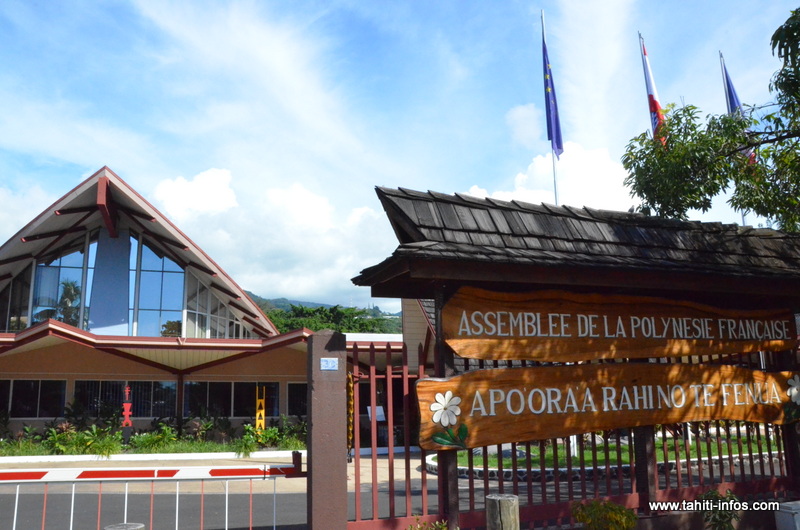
(348, 344, 796, 529)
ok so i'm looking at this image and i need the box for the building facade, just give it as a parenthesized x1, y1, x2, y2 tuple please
(0, 167, 310, 430)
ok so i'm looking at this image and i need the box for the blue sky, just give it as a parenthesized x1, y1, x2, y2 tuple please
(0, 1, 794, 312)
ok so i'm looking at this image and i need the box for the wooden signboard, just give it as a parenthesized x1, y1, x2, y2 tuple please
(443, 287, 798, 362)
(417, 363, 800, 450)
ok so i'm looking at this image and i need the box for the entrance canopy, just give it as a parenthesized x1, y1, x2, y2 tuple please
(353, 187, 800, 308)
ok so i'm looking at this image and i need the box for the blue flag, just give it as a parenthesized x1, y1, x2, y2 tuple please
(542, 30, 563, 158)
(721, 52, 755, 164)
(721, 53, 743, 114)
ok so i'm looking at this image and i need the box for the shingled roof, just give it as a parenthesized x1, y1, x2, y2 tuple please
(353, 187, 800, 305)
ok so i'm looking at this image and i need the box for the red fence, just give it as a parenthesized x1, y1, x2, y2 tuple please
(347, 343, 798, 529)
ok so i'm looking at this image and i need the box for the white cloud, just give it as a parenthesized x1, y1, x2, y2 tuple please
(153, 168, 238, 221)
(505, 104, 544, 150)
(467, 142, 634, 212)
(0, 86, 158, 178)
(0, 185, 56, 244)
(153, 169, 397, 309)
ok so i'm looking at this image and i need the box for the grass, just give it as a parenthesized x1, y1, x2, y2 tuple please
(127, 439, 235, 454)
(451, 437, 781, 470)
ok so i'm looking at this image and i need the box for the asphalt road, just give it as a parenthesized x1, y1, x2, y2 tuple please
(0, 490, 308, 530)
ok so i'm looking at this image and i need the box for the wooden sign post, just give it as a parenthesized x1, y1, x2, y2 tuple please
(443, 287, 797, 362)
(416, 286, 800, 451)
(418, 363, 800, 450)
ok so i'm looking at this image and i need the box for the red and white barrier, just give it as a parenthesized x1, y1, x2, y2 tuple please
(0, 464, 298, 483)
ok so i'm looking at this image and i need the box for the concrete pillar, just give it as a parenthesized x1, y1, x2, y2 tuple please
(306, 330, 347, 530)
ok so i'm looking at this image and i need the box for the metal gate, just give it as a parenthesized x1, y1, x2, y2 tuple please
(347, 343, 797, 529)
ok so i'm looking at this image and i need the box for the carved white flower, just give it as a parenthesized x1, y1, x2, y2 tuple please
(430, 391, 462, 428)
(788, 375, 800, 404)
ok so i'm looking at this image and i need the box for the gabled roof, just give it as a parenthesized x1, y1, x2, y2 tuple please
(353, 187, 800, 304)
(0, 319, 309, 374)
(0, 166, 278, 337)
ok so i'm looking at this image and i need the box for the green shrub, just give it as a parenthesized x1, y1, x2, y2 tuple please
(278, 436, 306, 451)
(128, 423, 177, 452)
(86, 429, 122, 458)
(231, 426, 259, 458)
(697, 489, 741, 530)
(0, 438, 49, 456)
(572, 500, 637, 530)
(406, 518, 449, 530)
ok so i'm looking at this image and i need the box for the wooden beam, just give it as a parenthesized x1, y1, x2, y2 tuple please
(185, 261, 217, 277)
(36, 210, 95, 259)
(142, 230, 188, 251)
(55, 206, 97, 216)
(115, 204, 156, 222)
(0, 254, 33, 266)
(21, 226, 86, 243)
(228, 300, 258, 319)
(96, 177, 118, 238)
(242, 315, 273, 337)
(210, 282, 241, 299)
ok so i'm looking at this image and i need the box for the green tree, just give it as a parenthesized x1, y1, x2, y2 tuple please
(267, 304, 401, 334)
(622, 7, 800, 230)
(57, 279, 82, 327)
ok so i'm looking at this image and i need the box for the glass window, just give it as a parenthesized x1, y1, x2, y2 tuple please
(197, 283, 209, 314)
(186, 274, 199, 312)
(10, 380, 38, 418)
(0, 284, 10, 333)
(233, 382, 256, 417)
(100, 381, 124, 410)
(208, 382, 232, 417)
(160, 311, 182, 337)
(8, 266, 31, 331)
(137, 310, 161, 337)
(161, 273, 184, 311)
(140, 244, 163, 272)
(129, 381, 153, 417)
(232, 382, 279, 417)
(288, 383, 308, 417)
(186, 312, 198, 339)
(130, 240, 185, 337)
(32, 266, 59, 322)
(152, 381, 176, 417)
(83, 268, 94, 329)
(57, 270, 83, 327)
(60, 249, 84, 268)
(38, 380, 66, 418)
(0, 380, 10, 414)
(74, 380, 124, 417)
(74, 380, 101, 415)
(28, 232, 97, 331)
(163, 256, 182, 273)
(183, 381, 208, 416)
(129, 234, 139, 270)
(138, 271, 162, 310)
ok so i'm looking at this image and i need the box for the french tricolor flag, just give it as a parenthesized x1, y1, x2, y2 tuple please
(639, 33, 664, 138)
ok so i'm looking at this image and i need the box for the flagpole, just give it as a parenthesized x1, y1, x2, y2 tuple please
(542, 10, 559, 206)
(720, 52, 731, 113)
(721, 51, 747, 226)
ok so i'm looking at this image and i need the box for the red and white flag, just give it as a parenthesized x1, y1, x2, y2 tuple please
(639, 33, 664, 138)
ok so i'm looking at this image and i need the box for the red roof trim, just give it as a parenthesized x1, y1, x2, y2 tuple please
(97, 347, 179, 374)
(182, 328, 311, 374)
(96, 177, 118, 238)
(0, 320, 274, 353)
